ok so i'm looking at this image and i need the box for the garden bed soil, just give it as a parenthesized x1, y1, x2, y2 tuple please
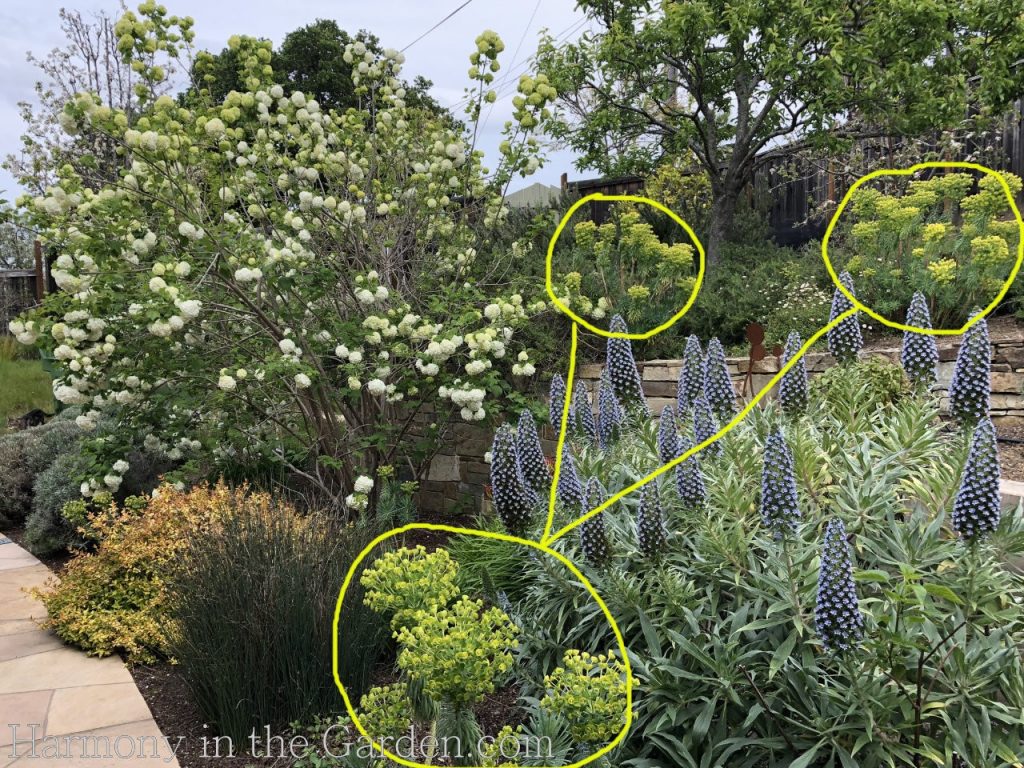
(997, 421, 1024, 481)
(130, 664, 293, 768)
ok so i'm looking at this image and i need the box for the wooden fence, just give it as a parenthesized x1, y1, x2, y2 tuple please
(562, 98, 1024, 246)
(757, 100, 1024, 245)
(0, 241, 48, 332)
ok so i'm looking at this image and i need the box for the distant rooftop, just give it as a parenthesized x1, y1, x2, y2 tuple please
(505, 182, 562, 209)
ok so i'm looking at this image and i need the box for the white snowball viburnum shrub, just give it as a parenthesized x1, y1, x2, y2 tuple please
(12, 4, 557, 509)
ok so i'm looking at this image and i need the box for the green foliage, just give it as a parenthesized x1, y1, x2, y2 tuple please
(539, 650, 633, 745)
(0, 415, 80, 528)
(25, 450, 90, 554)
(395, 595, 519, 708)
(360, 545, 461, 630)
(831, 171, 1024, 328)
(356, 683, 412, 741)
(548, 203, 698, 336)
(810, 356, 911, 423)
(506, 389, 1024, 766)
(681, 240, 831, 350)
(169, 498, 389, 741)
(35, 483, 247, 663)
(449, 519, 535, 602)
(189, 20, 440, 115)
(0, 436, 34, 526)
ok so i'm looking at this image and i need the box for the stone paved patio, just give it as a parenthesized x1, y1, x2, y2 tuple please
(0, 536, 180, 767)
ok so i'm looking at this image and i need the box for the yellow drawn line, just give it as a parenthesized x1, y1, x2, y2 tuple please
(545, 193, 706, 339)
(332, 522, 633, 768)
(541, 308, 857, 546)
(543, 323, 579, 542)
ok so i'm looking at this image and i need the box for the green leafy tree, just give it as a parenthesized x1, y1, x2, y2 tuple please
(190, 20, 441, 115)
(536, 0, 1024, 268)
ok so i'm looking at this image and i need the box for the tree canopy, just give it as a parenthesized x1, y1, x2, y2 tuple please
(190, 19, 441, 115)
(536, 0, 1024, 266)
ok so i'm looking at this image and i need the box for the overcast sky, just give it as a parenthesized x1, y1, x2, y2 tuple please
(0, 0, 593, 201)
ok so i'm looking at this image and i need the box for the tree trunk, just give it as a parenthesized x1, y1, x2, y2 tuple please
(704, 188, 739, 275)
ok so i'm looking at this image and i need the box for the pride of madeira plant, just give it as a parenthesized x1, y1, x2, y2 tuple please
(465, 315, 1024, 767)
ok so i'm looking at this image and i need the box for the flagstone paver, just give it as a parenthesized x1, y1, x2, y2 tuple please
(0, 537, 179, 766)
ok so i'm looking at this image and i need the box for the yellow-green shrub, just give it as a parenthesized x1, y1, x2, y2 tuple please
(34, 482, 274, 663)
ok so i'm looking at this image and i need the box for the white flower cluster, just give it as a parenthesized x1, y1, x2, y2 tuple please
(482, 294, 526, 322)
(8, 319, 40, 345)
(354, 272, 389, 305)
(345, 474, 374, 511)
(439, 381, 486, 421)
(511, 350, 536, 377)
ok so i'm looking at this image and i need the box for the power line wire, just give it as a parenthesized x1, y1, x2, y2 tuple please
(400, 0, 476, 53)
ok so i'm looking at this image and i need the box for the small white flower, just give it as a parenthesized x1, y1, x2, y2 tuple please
(112, 460, 130, 474)
(218, 374, 237, 391)
(367, 378, 387, 395)
(279, 338, 297, 355)
(354, 475, 374, 493)
(295, 373, 312, 389)
(348, 350, 363, 364)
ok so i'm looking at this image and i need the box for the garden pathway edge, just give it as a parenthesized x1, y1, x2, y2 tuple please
(0, 534, 181, 767)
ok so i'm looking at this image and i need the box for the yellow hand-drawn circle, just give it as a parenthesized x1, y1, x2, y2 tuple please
(545, 193, 706, 339)
(822, 161, 1024, 335)
(332, 523, 634, 768)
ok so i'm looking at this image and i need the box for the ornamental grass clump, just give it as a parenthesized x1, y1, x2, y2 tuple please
(549, 373, 568, 429)
(901, 291, 939, 389)
(489, 424, 536, 535)
(540, 650, 632, 746)
(677, 334, 704, 414)
(571, 380, 597, 442)
(636, 483, 668, 558)
(360, 545, 460, 630)
(168, 493, 388, 742)
(758, 429, 801, 536)
(704, 337, 736, 422)
(596, 372, 623, 450)
(516, 409, 550, 497)
(779, 330, 809, 416)
(949, 313, 991, 426)
(606, 315, 649, 416)
(815, 518, 864, 654)
(952, 417, 1001, 540)
(579, 478, 610, 566)
(826, 271, 863, 363)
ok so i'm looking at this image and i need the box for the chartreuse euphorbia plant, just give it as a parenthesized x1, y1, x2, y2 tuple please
(12, 2, 556, 507)
(358, 545, 519, 766)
